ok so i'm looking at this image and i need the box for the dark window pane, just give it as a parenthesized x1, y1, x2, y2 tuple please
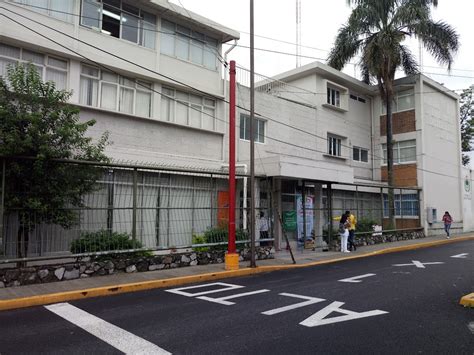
(361, 149, 368, 162)
(353, 147, 359, 161)
(102, 4, 120, 38)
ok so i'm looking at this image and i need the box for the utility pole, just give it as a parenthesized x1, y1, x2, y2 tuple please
(296, 0, 301, 68)
(249, 0, 256, 268)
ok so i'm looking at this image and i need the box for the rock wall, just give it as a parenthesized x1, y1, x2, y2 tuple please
(331, 230, 425, 250)
(0, 247, 275, 288)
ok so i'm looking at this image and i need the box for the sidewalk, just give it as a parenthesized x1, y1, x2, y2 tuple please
(1, 233, 473, 310)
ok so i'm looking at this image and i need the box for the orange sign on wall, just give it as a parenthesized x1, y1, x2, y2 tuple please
(217, 191, 229, 228)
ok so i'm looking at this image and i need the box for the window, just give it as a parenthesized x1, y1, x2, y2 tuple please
(382, 139, 416, 164)
(161, 86, 216, 130)
(240, 114, 265, 143)
(13, 0, 74, 22)
(353, 147, 369, 162)
(383, 194, 419, 217)
(382, 89, 414, 114)
(350, 93, 366, 103)
(327, 87, 340, 107)
(79, 64, 152, 117)
(80, 0, 157, 49)
(160, 19, 218, 71)
(328, 135, 342, 157)
(0, 43, 68, 89)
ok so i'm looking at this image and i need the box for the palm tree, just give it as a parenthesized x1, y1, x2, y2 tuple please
(327, 0, 459, 228)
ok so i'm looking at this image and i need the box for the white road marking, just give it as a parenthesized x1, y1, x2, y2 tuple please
(164, 282, 244, 297)
(338, 273, 376, 283)
(299, 301, 388, 327)
(45, 303, 171, 355)
(197, 289, 270, 305)
(468, 322, 474, 334)
(450, 253, 469, 259)
(392, 260, 444, 269)
(261, 293, 325, 315)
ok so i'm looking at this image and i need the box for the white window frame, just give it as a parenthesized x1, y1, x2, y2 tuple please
(383, 193, 419, 218)
(353, 146, 369, 163)
(381, 89, 415, 114)
(161, 86, 216, 130)
(160, 19, 218, 71)
(13, 0, 74, 22)
(240, 114, 265, 143)
(0, 43, 68, 90)
(79, 63, 152, 117)
(327, 87, 341, 107)
(327, 135, 342, 157)
(80, 0, 157, 49)
(382, 139, 416, 165)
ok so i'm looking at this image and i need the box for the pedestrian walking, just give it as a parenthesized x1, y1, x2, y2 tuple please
(442, 211, 452, 239)
(338, 212, 351, 253)
(346, 210, 357, 251)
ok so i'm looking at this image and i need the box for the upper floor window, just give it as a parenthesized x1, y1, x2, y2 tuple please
(161, 19, 218, 71)
(0, 43, 68, 90)
(383, 193, 419, 217)
(328, 135, 342, 157)
(240, 114, 265, 143)
(381, 89, 415, 114)
(327, 87, 340, 107)
(161, 86, 216, 130)
(79, 64, 152, 117)
(382, 139, 416, 164)
(13, 0, 74, 22)
(81, 0, 156, 49)
(353, 147, 369, 162)
(350, 93, 366, 103)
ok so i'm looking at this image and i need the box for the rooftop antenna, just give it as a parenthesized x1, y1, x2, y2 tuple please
(296, 0, 301, 67)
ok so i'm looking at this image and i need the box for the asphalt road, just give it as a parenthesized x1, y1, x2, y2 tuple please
(1, 240, 473, 354)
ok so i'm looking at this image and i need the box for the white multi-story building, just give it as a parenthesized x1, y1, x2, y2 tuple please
(0, 0, 470, 256)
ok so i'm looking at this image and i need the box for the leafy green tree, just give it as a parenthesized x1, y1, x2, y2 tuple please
(460, 86, 474, 166)
(0, 64, 109, 261)
(327, 0, 458, 228)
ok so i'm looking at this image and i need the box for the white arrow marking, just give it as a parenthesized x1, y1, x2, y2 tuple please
(338, 273, 376, 283)
(46, 303, 171, 354)
(392, 260, 444, 269)
(197, 289, 270, 305)
(299, 301, 388, 327)
(262, 293, 326, 315)
(451, 253, 469, 259)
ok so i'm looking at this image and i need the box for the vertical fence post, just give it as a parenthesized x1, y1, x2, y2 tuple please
(327, 183, 333, 248)
(302, 180, 306, 248)
(399, 188, 403, 229)
(132, 168, 137, 240)
(380, 187, 384, 228)
(0, 159, 5, 255)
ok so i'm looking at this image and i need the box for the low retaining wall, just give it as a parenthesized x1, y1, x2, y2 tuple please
(0, 247, 274, 288)
(331, 230, 425, 250)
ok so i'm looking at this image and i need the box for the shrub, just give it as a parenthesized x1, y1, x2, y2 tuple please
(70, 230, 151, 259)
(192, 227, 249, 251)
(192, 234, 209, 252)
(356, 218, 379, 236)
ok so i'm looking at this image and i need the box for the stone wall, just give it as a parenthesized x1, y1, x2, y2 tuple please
(0, 247, 274, 288)
(331, 230, 425, 250)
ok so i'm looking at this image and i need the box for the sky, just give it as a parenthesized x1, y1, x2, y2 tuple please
(170, 0, 474, 92)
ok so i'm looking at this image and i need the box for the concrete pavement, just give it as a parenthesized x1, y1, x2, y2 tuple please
(1, 233, 473, 310)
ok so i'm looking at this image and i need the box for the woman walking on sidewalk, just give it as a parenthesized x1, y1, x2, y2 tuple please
(338, 212, 351, 253)
(442, 211, 452, 239)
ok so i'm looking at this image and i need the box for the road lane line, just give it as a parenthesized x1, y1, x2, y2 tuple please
(197, 289, 270, 305)
(451, 253, 469, 258)
(392, 260, 444, 268)
(338, 273, 376, 283)
(262, 293, 325, 315)
(45, 303, 171, 355)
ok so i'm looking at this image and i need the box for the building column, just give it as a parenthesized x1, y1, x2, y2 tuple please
(272, 178, 282, 250)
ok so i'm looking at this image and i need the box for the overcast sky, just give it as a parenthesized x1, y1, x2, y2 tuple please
(171, 0, 474, 92)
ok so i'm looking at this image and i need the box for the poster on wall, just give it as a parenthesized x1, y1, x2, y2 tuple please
(217, 191, 229, 228)
(296, 194, 314, 244)
(282, 211, 297, 231)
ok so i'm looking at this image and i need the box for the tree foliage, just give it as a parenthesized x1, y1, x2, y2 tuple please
(0, 64, 109, 258)
(460, 86, 474, 166)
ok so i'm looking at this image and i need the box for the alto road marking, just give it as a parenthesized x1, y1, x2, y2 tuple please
(392, 260, 444, 269)
(164, 282, 244, 297)
(299, 301, 388, 327)
(197, 289, 270, 305)
(262, 293, 326, 315)
(45, 303, 171, 355)
(338, 273, 376, 283)
(450, 253, 469, 259)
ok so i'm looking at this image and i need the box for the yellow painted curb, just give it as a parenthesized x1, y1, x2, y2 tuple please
(0, 236, 473, 311)
(459, 293, 474, 308)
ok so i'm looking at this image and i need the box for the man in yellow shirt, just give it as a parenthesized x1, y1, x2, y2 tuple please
(346, 210, 357, 251)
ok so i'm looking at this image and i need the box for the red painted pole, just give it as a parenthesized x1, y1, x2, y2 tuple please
(228, 60, 236, 254)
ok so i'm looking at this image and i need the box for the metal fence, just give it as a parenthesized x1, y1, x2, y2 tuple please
(0, 157, 273, 261)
